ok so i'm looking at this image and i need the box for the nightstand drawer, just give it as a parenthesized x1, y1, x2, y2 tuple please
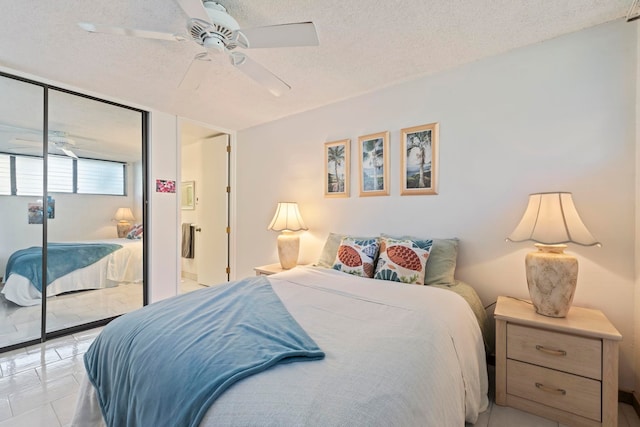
(507, 359, 601, 422)
(507, 323, 601, 380)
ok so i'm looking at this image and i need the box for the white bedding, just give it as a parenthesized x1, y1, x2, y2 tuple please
(2, 238, 143, 307)
(73, 266, 488, 426)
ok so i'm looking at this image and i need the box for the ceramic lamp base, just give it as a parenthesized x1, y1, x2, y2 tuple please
(116, 222, 131, 238)
(525, 244, 578, 318)
(277, 231, 299, 270)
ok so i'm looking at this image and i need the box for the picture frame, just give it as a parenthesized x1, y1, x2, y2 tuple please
(358, 131, 389, 197)
(181, 181, 195, 209)
(324, 139, 350, 198)
(400, 122, 439, 195)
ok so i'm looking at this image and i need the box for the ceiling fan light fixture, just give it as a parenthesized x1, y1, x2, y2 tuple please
(203, 36, 225, 52)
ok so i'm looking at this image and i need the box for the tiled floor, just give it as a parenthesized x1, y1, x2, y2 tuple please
(0, 295, 635, 426)
(0, 278, 205, 349)
(0, 282, 144, 348)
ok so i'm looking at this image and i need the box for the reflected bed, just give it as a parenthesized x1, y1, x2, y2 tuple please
(1, 238, 142, 306)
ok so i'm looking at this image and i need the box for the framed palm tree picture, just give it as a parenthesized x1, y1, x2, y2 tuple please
(401, 122, 439, 195)
(324, 139, 350, 197)
(358, 131, 389, 197)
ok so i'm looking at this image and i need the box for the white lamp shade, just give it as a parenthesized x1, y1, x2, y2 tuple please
(507, 192, 600, 246)
(113, 207, 135, 223)
(268, 202, 308, 232)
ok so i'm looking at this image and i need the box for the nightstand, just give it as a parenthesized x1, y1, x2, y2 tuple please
(254, 263, 286, 276)
(494, 296, 621, 427)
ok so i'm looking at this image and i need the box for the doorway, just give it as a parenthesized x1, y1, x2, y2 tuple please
(179, 121, 230, 293)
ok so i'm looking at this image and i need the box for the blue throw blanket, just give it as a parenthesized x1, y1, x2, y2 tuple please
(5, 243, 122, 292)
(84, 276, 325, 427)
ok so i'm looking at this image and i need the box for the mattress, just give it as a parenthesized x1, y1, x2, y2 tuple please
(73, 266, 489, 426)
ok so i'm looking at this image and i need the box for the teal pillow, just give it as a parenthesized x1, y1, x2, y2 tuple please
(316, 232, 343, 268)
(381, 234, 459, 285)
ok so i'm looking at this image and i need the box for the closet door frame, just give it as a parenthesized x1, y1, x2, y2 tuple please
(0, 70, 149, 352)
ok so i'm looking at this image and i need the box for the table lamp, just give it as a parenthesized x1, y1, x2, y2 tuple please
(268, 202, 308, 269)
(507, 192, 600, 317)
(113, 207, 136, 238)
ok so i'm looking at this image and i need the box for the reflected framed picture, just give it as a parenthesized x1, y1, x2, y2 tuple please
(358, 131, 389, 197)
(401, 122, 439, 195)
(181, 181, 195, 210)
(324, 139, 350, 198)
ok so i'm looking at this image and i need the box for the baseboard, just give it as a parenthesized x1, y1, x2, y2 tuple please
(615, 390, 640, 417)
(620, 390, 633, 405)
(181, 271, 197, 281)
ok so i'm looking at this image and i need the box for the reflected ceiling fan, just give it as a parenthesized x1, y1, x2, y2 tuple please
(78, 0, 319, 96)
(11, 131, 80, 158)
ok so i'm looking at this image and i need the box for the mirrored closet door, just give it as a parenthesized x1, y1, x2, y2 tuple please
(0, 76, 45, 348)
(0, 72, 147, 351)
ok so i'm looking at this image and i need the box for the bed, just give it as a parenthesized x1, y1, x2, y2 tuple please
(72, 265, 489, 426)
(1, 238, 143, 306)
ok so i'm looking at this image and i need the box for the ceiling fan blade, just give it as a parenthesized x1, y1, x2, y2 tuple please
(179, 52, 212, 90)
(59, 147, 78, 159)
(229, 52, 290, 97)
(78, 22, 185, 42)
(235, 22, 319, 49)
(176, 0, 212, 23)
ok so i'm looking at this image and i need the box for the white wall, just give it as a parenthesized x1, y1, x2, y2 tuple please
(147, 112, 179, 303)
(236, 20, 637, 390)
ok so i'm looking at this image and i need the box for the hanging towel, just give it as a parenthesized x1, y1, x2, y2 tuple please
(182, 223, 195, 258)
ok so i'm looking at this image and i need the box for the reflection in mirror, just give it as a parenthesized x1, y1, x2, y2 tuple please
(0, 73, 145, 350)
(0, 75, 45, 348)
(44, 89, 144, 334)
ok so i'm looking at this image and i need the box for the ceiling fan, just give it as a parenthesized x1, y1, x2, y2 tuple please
(78, 0, 320, 96)
(11, 131, 79, 158)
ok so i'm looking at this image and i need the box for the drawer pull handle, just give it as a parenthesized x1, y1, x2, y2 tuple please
(535, 345, 566, 356)
(535, 382, 566, 395)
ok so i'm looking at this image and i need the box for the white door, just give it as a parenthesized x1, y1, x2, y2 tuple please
(196, 134, 229, 285)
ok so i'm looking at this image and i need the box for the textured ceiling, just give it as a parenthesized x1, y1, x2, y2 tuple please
(0, 0, 631, 132)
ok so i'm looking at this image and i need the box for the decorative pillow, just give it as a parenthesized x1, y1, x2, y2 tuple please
(381, 234, 459, 285)
(126, 223, 143, 240)
(332, 237, 380, 278)
(374, 237, 433, 285)
(316, 232, 377, 268)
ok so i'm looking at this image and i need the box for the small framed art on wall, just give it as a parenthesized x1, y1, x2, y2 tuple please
(357, 131, 389, 197)
(324, 139, 350, 198)
(400, 122, 439, 195)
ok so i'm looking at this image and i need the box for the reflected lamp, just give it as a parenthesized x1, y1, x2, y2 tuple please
(507, 192, 600, 317)
(113, 207, 135, 238)
(268, 202, 308, 269)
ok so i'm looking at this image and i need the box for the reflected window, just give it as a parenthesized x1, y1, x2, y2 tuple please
(0, 153, 127, 196)
(48, 156, 73, 192)
(15, 155, 42, 196)
(0, 155, 9, 195)
(77, 159, 125, 195)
